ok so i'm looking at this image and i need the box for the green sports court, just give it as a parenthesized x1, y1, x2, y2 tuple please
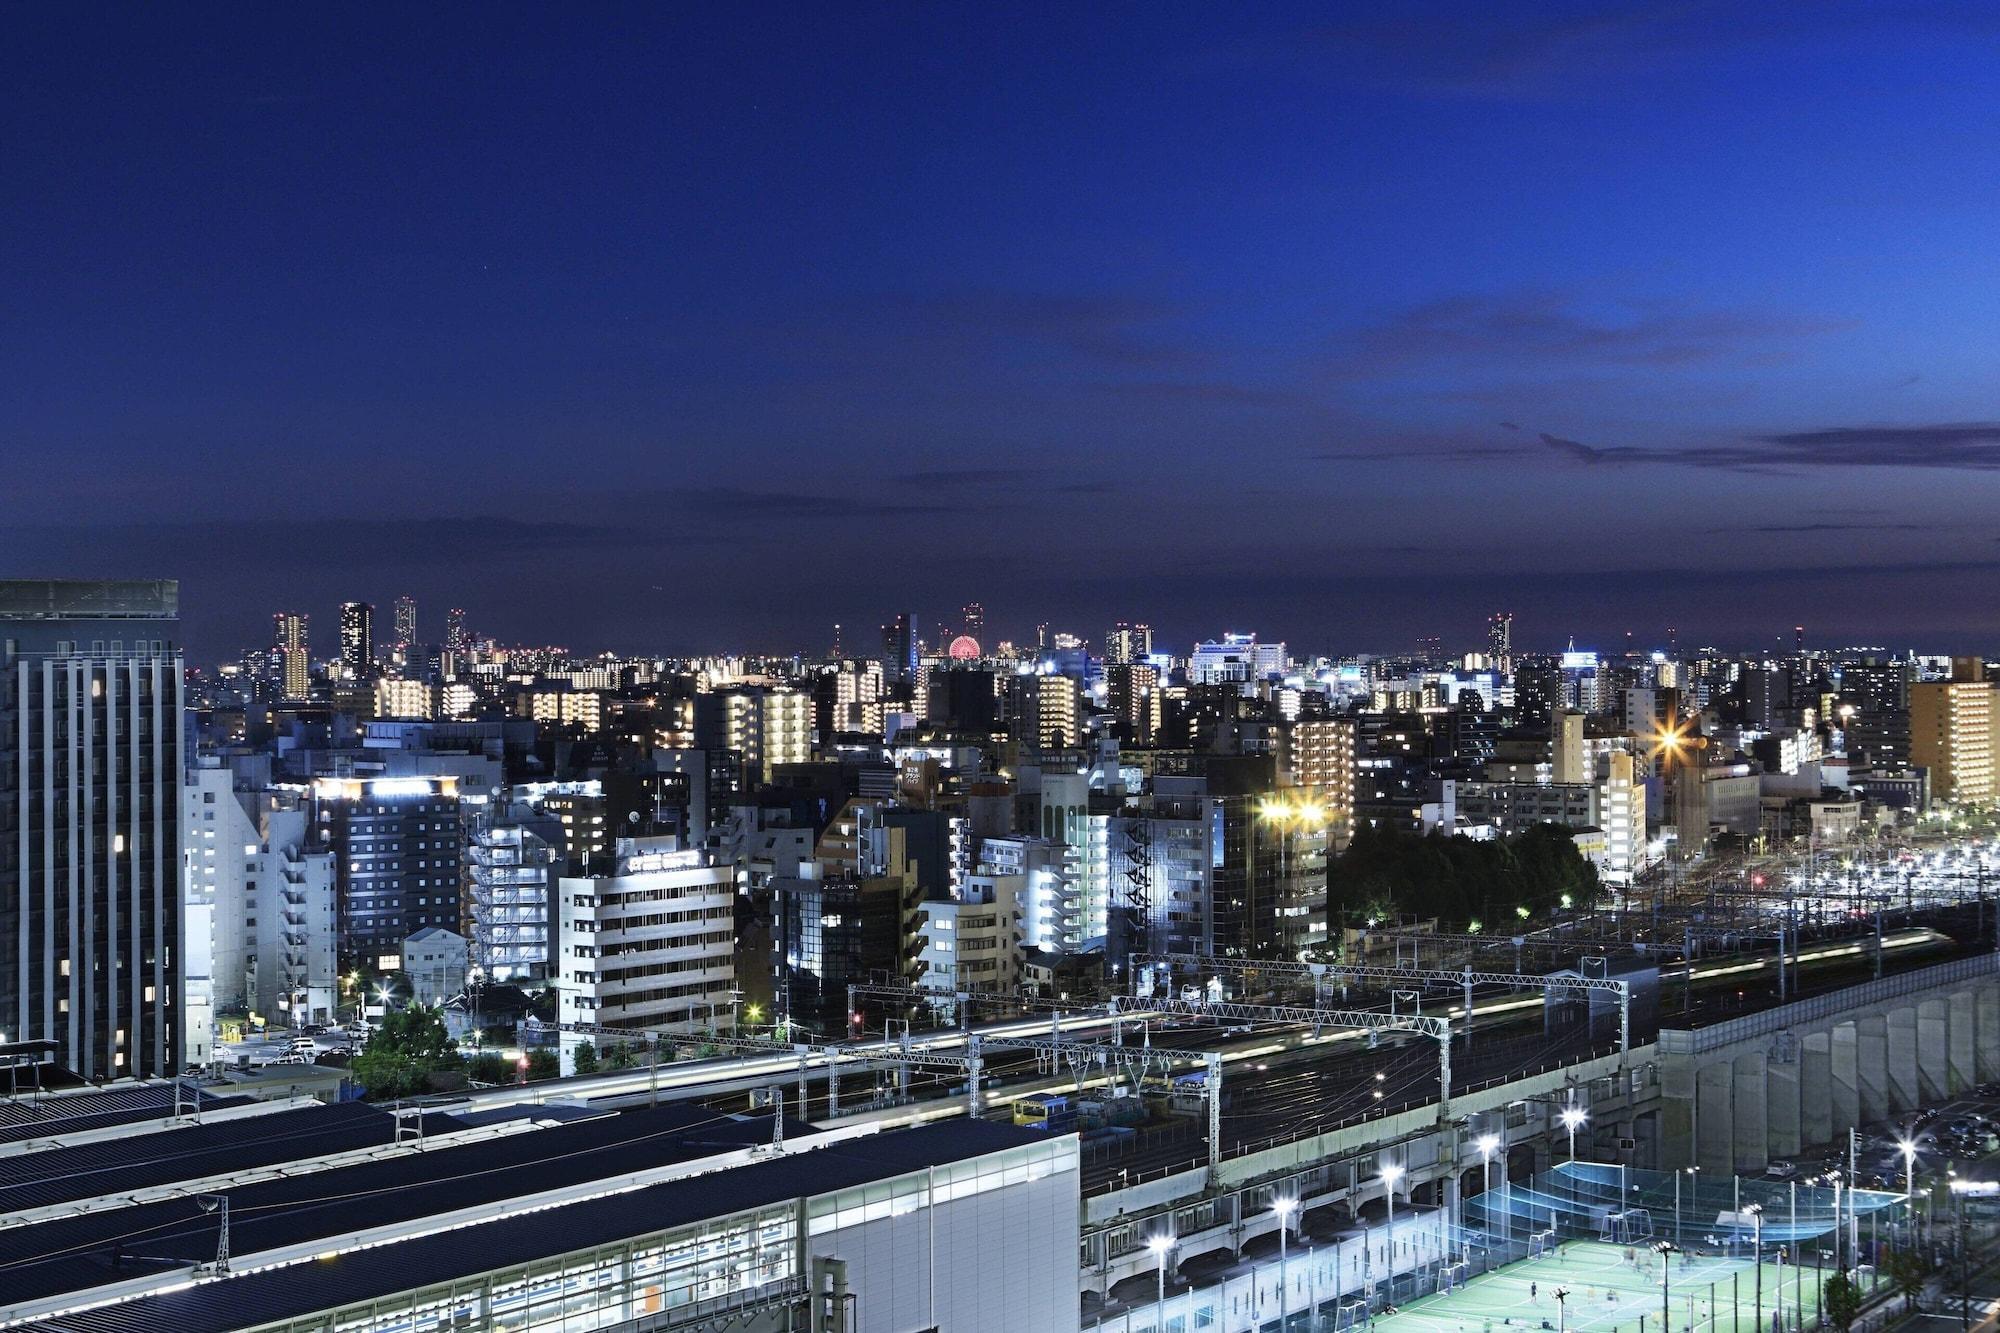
(1367, 1238, 1842, 1333)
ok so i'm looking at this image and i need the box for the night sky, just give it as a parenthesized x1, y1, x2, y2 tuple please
(9, 5, 2000, 661)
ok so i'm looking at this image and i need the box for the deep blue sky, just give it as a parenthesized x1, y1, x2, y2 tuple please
(8, 4, 2000, 661)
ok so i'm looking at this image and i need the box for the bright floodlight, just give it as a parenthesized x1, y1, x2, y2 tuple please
(1147, 1234, 1175, 1258)
(1899, 1139, 1918, 1161)
(1380, 1162, 1405, 1187)
(1560, 1106, 1587, 1130)
(1274, 1197, 1299, 1219)
(1477, 1133, 1500, 1154)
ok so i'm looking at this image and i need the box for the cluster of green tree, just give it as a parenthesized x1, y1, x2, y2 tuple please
(465, 1048, 560, 1085)
(351, 1006, 464, 1100)
(1326, 821, 1603, 930)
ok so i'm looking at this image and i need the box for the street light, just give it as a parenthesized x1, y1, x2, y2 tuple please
(1477, 1133, 1501, 1250)
(1653, 1241, 1676, 1333)
(1900, 1137, 1918, 1206)
(1381, 1162, 1405, 1292)
(1744, 1203, 1763, 1333)
(1274, 1197, 1299, 1324)
(1553, 1285, 1570, 1333)
(1148, 1233, 1175, 1328)
(1559, 1105, 1588, 1161)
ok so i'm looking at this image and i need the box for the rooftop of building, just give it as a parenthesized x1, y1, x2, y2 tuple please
(13, 1116, 1052, 1333)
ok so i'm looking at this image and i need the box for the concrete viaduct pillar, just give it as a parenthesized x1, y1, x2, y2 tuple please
(1978, 985, 2000, 1082)
(1887, 1006, 1920, 1112)
(1857, 1014, 1890, 1123)
(1918, 999, 1950, 1103)
(1950, 990, 1978, 1093)
(1732, 1051, 1768, 1173)
(1831, 1021, 1860, 1134)
(1801, 1032, 1832, 1148)
(1767, 1046, 1801, 1161)
(1696, 1059, 1733, 1175)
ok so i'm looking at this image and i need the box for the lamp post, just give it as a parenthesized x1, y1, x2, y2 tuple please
(1381, 1162, 1405, 1300)
(1275, 1197, 1299, 1326)
(1554, 1285, 1569, 1333)
(1900, 1138, 1918, 1249)
(1148, 1233, 1175, 1328)
(1745, 1204, 1763, 1333)
(1654, 1241, 1676, 1333)
(1560, 1105, 1587, 1218)
(1560, 1104, 1588, 1162)
(1478, 1133, 1500, 1253)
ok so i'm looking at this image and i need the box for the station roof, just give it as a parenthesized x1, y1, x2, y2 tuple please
(18, 1118, 1048, 1333)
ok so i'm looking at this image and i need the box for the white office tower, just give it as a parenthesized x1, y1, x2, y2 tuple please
(916, 871, 1023, 1006)
(182, 759, 338, 1063)
(557, 838, 734, 1059)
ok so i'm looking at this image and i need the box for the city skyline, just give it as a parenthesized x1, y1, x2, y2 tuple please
(8, 7, 2000, 652)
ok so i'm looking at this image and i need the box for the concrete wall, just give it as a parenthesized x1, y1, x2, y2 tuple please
(1659, 955, 2000, 1173)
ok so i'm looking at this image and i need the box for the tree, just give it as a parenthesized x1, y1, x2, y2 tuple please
(466, 1052, 508, 1085)
(1823, 1272, 1863, 1332)
(1884, 1247, 1928, 1311)
(525, 1049, 560, 1081)
(351, 1005, 463, 1100)
(572, 1041, 599, 1076)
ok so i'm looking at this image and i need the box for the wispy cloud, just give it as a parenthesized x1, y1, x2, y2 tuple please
(1354, 290, 1849, 370)
(1704, 521, 1928, 535)
(1531, 421, 2000, 473)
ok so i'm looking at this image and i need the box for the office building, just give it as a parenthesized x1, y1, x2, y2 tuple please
(374, 675, 437, 720)
(1105, 662, 1161, 743)
(1487, 611, 1513, 675)
(183, 761, 338, 1061)
(556, 838, 734, 1041)
(339, 600, 374, 681)
(1189, 632, 1286, 687)
(1910, 658, 2000, 804)
(916, 872, 1023, 1003)
(273, 610, 310, 700)
(1105, 621, 1152, 665)
(1008, 672, 1080, 751)
(0, 579, 183, 1079)
(312, 775, 464, 967)
(880, 611, 917, 685)
(392, 594, 416, 653)
(695, 687, 812, 789)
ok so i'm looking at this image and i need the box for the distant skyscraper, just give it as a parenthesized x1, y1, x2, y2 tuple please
(1488, 612, 1514, 674)
(339, 601, 374, 680)
(880, 611, 916, 684)
(961, 601, 985, 639)
(0, 579, 183, 1079)
(445, 606, 469, 655)
(273, 610, 310, 699)
(393, 594, 417, 649)
(1105, 621, 1152, 665)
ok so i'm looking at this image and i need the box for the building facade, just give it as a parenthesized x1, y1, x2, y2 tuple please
(557, 838, 735, 1042)
(0, 579, 183, 1079)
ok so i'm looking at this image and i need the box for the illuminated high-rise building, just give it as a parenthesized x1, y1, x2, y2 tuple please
(339, 600, 374, 680)
(1105, 621, 1152, 665)
(445, 606, 469, 655)
(961, 601, 985, 640)
(393, 594, 417, 650)
(1488, 611, 1514, 675)
(1, 580, 183, 1079)
(1911, 658, 2000, 804)
(273, 610, 311, 699)
(879, 611, 916, 685)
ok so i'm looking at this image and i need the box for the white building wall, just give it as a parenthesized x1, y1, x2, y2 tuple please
(811, 1142, 1081, 1333)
